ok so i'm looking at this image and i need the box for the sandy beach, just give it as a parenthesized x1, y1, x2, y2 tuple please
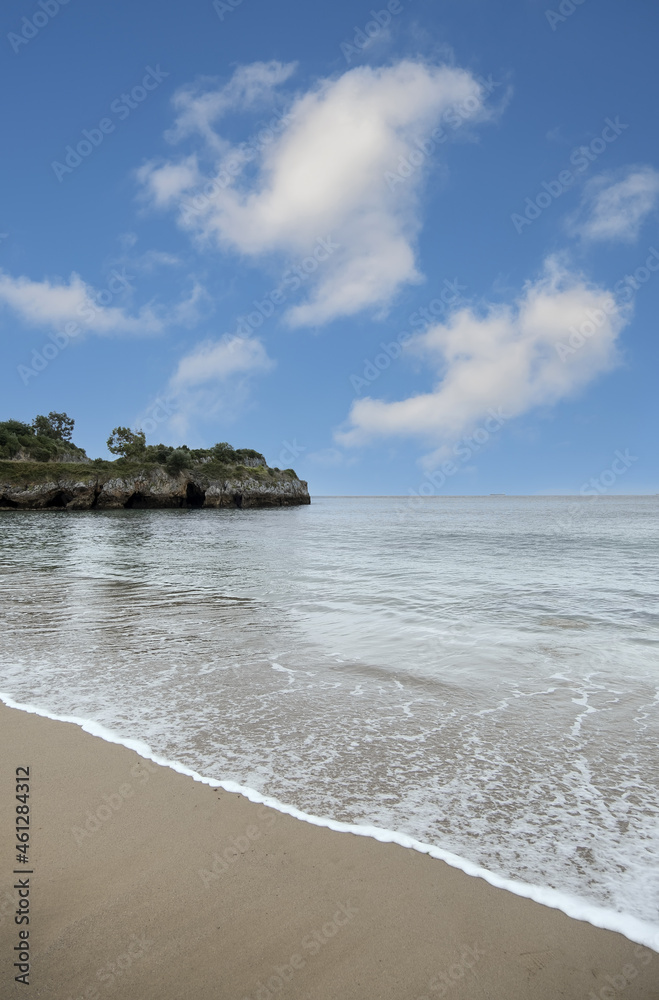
(0, 702, 655, 999)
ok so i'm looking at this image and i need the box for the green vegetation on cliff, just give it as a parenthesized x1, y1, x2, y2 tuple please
(106, 426, 270, 476)
(0, 414, 300, 482)
(0, 412, 87, 463)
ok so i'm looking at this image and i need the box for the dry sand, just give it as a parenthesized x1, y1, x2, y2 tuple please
(0, 702, 656, 999)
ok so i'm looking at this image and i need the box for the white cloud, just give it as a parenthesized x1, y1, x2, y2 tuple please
(130, 249, 182, 272)
(306, 447, 354, 467)
(337, 258, 630, 465)
(568, 166, 659, 243)
(171, 334, 274, 388)
(162, 334, 275, 438)
(164, 62, 297, 149)
(168, 282, 208, 327)
(0, 269, 161, 335)
(139, 60, 498, 326)
(0, 268, 207, 337)
(136, 156, 201, 208)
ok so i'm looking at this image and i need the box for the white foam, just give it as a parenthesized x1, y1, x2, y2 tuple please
(2, 690, 658, 954)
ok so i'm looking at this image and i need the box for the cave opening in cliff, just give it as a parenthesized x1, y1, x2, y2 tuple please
(185, 482, 205, 508)
(45, 491, 71, 509)
(124, 492, 147, 509)
(232, 493, 243, 509)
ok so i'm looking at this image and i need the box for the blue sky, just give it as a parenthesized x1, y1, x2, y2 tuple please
(1, 0, 658, 495)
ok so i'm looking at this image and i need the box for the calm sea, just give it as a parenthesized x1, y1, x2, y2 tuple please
(1, 497, 657, 941)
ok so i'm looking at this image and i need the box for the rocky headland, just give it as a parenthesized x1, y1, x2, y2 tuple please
(0, 462, 310, 510)
(0, 414, 310, 510)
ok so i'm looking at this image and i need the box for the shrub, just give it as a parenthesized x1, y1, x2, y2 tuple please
(0, 413, 82, 461)
(211, 442, 236, 463)
(165, 449, 189, 475)
(234, 447, 266, 465)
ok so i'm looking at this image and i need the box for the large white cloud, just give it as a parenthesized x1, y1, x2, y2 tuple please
(568, 166, 659, 244)
(337, 258, 630, 464)
(139, 60, 497, 326)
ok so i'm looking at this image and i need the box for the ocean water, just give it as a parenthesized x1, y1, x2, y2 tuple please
(1, 496, 658, 945)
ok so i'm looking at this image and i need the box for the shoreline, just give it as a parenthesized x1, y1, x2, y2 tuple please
(2, 692, 657, 955)
(1, 700, 658, 998)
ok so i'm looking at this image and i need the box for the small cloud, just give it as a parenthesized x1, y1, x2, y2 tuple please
(119, 231, 139, 250)
(0, 268, 207, 339)
(567, 166, 659, 244)
(171, 334, 274, 389)
(168, 282, 208, 327)
(0, 268, 161, 336)
(132, 250, 182, 272)
(164, 62, 298, 149)
(546, 125, 566, 144)
(164, 334, 275, 438)
(307, 447, 350, 466)
(136, 155, 201, 208)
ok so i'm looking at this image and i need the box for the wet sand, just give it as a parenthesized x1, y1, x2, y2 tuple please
(0, 702, 656, 999)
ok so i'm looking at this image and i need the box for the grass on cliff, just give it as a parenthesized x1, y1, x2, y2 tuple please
(0, 459, 302, 486)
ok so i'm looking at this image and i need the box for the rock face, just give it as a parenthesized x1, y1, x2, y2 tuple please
(0, 466, 310, 511)
(12, 449, 91, 464)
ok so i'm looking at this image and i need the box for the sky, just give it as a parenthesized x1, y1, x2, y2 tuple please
(1, 0, 658, 495)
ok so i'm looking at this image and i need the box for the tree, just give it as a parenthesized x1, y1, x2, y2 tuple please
(47, 412, 75, 441)
(32, 412, 75, 441)
(106, 427, 146, 458)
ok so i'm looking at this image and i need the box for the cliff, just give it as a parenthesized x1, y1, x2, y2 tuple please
(0, 461, 310, 511)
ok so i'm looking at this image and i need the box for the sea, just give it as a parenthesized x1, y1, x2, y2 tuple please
(1, 496, 657, 949)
